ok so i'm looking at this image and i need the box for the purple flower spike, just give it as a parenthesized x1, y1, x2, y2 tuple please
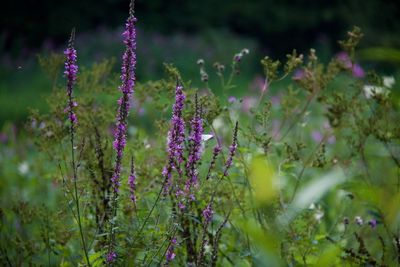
(186, 94, 203, 190)
(64, 29, 78, 126)
(128, 157, 137, 204)
(163, 81, 186, 194)
(223, 122, 239, 177)
(202, 204, 214, 223)
(111, 9, 137, 193)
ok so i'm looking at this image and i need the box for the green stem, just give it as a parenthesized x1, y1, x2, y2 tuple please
(70, 121, 91, 266)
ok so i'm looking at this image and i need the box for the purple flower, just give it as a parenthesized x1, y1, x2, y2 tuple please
(185, 94, 203, 191)
(106, 251, 117, 264)
(292, 68, 306, 81)
(336, 52, 352, 69)
(327, 135, 336, 144)
(311, 131, 323, 143)
(368, 219, 377, 229)
(202, 204, 214, 223)
(128, 157, 137, 203)
(223, 122, 238, 177)
(111, 12, 137, 193)
(178, 202, 186, 210)
(64, 30, 78, 126)
(162, 82, 186, 194)
(228, 96, 237, 103)
(234, 54, 242, 62)
(336, 51, 365, 78)
(352, 63, 365, 78)
(166, 238, 177, 263)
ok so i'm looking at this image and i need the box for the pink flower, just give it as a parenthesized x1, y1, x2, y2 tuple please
(352, 63, 365, 78)
(336, 51, 365, 78)
(336, 52, 352, 69)
(228, 96, 237, 103)
(311, 131, 323, 143)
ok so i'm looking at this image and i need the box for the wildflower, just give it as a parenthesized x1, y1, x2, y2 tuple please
(311, 131, 323, 143)
(336, 51, 365, 78)
(327, 135, 336, 144)
(197, 59, 205, 66)
(368, 219, 377, 229)
(64, 29, 78, 125)
(202, 204, 214, 223)
(166, 238, 177, 263)
(111, 7, 137, 192)
(106, 251, 117, 264)
(363, 85, 389, 99)
(352, 63, 365, 78)
(18, 161, 29, 176)
(178, 202, 186, 210)
(336, 52, 352, 69)
(200, 69, 209, 82)
(213, 62, 225, 73)
(233, 48, 250, 62)
(228, 96, 237, 103)
(128, 157, 137, 203)
(223, 122, 238, 177)
(234, 54, 242, 62)
(185, 94, 203, 189)
(355, 216, 363, 226)
(383, 76, 395, 88)
(363, 75, 394, 99)
(241, 48, 250, 55)
(292, 68, 306, 81)
(163, 82, 186, 194)
(314, 209, 324, 222)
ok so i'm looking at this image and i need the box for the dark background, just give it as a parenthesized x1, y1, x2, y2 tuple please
(2, 0, 400, 56)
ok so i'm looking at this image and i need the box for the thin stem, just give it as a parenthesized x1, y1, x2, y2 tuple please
(69, 114, 91, 266)
(289, 137, 325, 203)
(132, 179, 166, 245)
